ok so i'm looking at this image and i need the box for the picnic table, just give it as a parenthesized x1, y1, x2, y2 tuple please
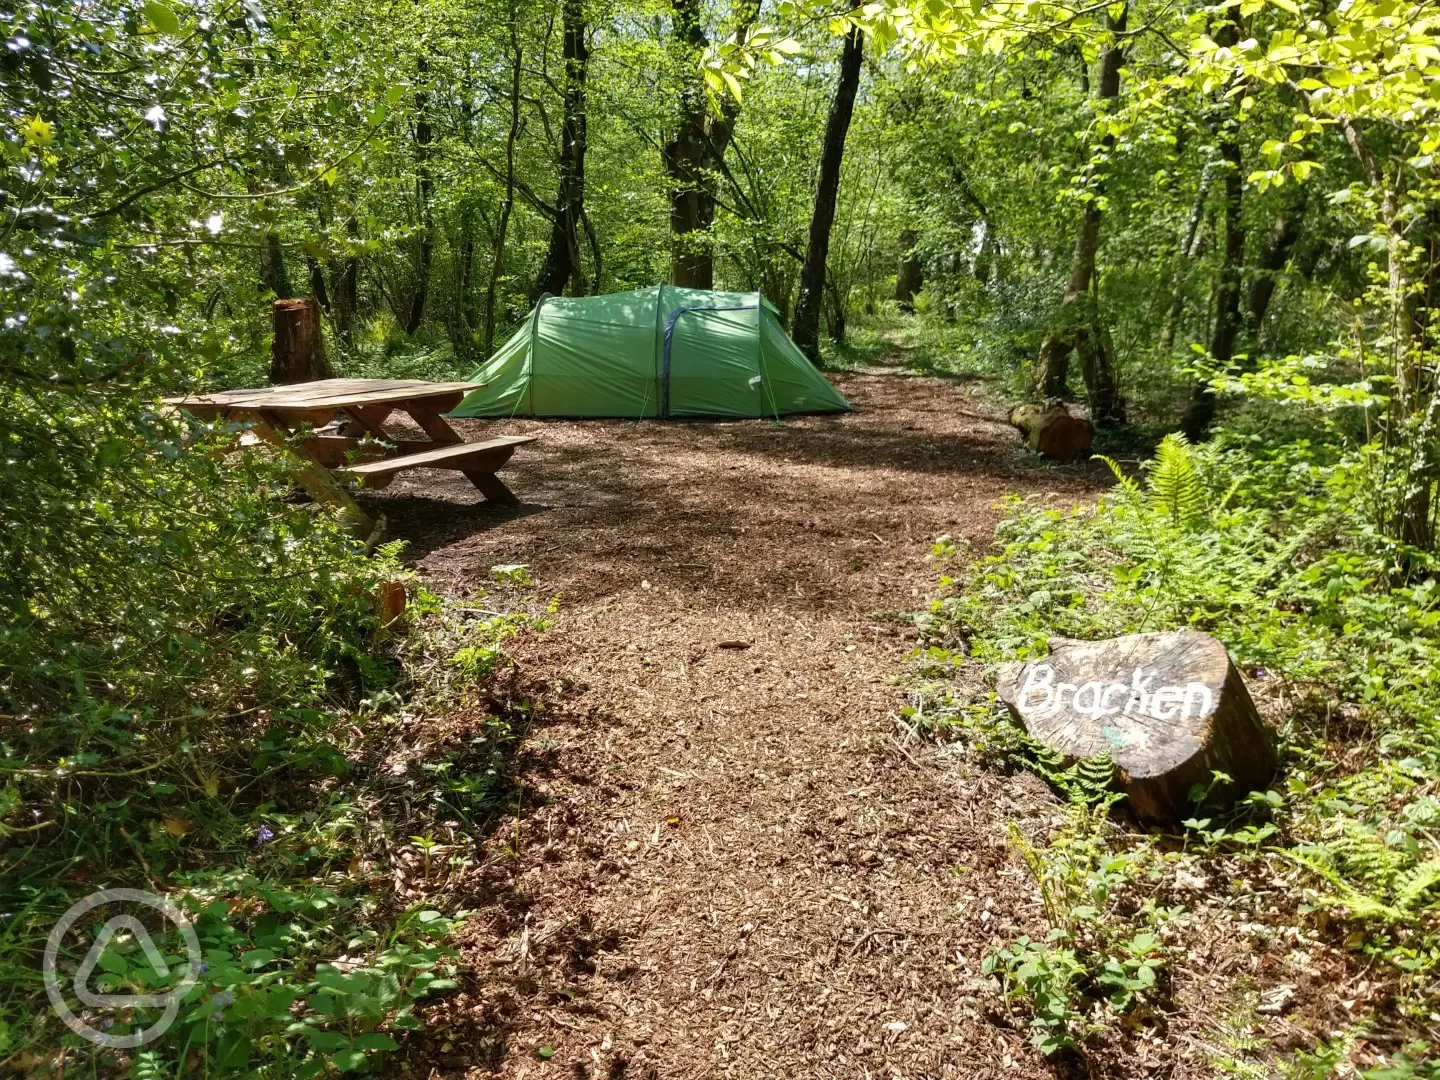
(165, 378, 535, 536)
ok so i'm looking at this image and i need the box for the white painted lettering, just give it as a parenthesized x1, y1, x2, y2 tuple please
(1018, 664, 1056, 712)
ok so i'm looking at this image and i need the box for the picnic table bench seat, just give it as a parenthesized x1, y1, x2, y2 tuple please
(340, 435, 536, 503)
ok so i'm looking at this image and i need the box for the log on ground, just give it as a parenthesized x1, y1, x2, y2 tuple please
(995, 629, 1275, 822)
(1009, 399, 1094, 459)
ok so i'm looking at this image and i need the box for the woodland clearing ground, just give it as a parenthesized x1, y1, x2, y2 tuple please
(362, 368, 1217, 1078)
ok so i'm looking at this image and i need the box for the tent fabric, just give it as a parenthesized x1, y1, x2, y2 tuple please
(450, 286, 850, 419)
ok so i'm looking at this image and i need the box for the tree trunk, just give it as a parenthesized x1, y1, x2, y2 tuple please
(996, 630, 1275, 823)
(791, 25, 864, 364)
(1033, 3, 1127, 421)
(895, 229, 923, 310)
(1160, 155, 1217, 352)
(404, 57, 434, 336)
(1182, 59, 1245, 442)
(533, 0, 590, 301)
(485, 11, 523, 356)
(826, 276, 847, 344)
(330, 218, 360, 352)
(1245, 191, 1306, 343)
(270, 297, 334, 384)
(458, 202, 478, 340)
(259, 233, 292, 300)
(664, 0, 759, 289)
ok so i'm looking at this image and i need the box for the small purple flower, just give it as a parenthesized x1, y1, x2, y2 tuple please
(1253, 666, 1269, 678)
(256, 824, 275, 845)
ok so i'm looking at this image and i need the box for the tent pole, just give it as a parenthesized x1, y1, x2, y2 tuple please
(521, 293, 551, 418)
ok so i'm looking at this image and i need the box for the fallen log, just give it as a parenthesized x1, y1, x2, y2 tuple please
(996, 630, 1275, 822)
(1009, 398, 1094, 460)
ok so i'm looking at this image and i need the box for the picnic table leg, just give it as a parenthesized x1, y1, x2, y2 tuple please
(402, 401, 519, 505)
(246, 409, 377, 538)
(461, 470, 519, 505)
(338, 405, 393, 440)
(400, 401, 464, 445)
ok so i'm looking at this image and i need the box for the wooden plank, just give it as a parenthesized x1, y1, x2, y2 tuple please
(401, 399, 465, 444)
(301, 436, 437, 468)
(341, 435, 535, 478)
(463, 470, 518, 504)
(339, 405, 393, 439)
(166, 379, 484, 413)
(249, 410, 375, 537)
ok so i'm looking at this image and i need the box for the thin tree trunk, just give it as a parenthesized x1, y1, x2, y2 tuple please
(792, 25, 864, 364)
(1245, 187, 1307, 344)
(533, 0, 590, 301)
(485, 13, 523, 356)
(259, 233, 292, 300)
(1160, 155, 1217, 352)
(459, 203, 478, 337)
(896, 228, 923, 310)
(1341, 116, 1437, 548)
(1034, 3, 1127, 423)
(404, 57, 434, 336)
(1181, 98, 1245, 440)
(330, 217, 360, 351)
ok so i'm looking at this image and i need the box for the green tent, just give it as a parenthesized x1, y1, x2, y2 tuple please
(450, 286, 850, 419)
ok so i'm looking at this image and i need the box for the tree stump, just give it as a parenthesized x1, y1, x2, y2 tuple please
(270, 297, 334, 384)
(995, 630, 1275, 822)
(1009, 398, 1094, 460)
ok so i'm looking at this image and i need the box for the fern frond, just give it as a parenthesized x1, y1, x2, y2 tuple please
(1395, 859, 1440, 912)
(1094, 454, 1143, 501)
(1145, 433, 1206, 529)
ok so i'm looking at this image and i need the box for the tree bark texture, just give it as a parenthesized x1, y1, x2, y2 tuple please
(664, 0, 758, 289)
(1033, 4, 1127, 423)
(533, 0, 590, 301)
(996, 630, 1275, 823)
(895, 229, 923, 310)
(270, 297, 334, 384)
(791, 25, 864, 364)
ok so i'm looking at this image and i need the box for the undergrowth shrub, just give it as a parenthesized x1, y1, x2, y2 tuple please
(0, 384, 549, 1074)
(919, 432, 1440, 1071)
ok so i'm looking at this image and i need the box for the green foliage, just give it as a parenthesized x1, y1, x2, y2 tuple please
(927, 429, 1440, 1068)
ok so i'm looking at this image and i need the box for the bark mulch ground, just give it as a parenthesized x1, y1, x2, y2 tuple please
(368, 370, 1110, 1079)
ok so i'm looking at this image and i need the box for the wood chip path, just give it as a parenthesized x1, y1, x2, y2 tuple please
(374, 370, 1109, 1079)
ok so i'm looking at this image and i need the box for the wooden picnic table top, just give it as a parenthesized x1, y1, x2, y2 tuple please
(164, 378, 484, 414)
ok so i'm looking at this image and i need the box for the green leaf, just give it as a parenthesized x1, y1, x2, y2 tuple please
(302, 1029, 350, 1052)
(144, 1, 181, 35)
(331, 1049, 370, 1073)
(96, 949, 128, 974)
(351, 1033, 399, 1051)
(240, 948, 276, 970)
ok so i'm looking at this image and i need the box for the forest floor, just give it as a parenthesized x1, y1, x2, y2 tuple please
(368, 366, 1112, 1079)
